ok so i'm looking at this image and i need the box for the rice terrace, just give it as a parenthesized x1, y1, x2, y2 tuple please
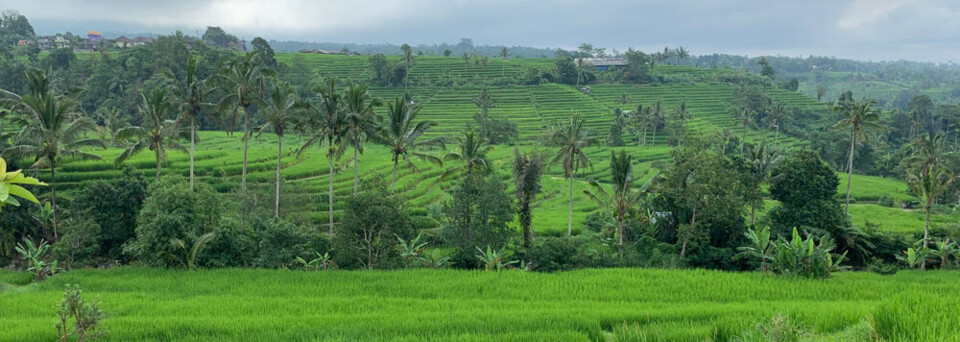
(2, 2, 960, 341)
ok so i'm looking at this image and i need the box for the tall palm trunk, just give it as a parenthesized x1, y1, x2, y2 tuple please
(155, 147, 161, 182)
(640, 127, 647, 146)
(617, 208, 624, 246)
(521, 201, 532, 249)
(241, 106, 249, 189)
(741, 125, 747, 155)
(189, 117, 195, 190)
(328, 153, 335, 235)
(353, 144, 359, 196)
(274, 135, 282, 217)
(651, 126, 657, 145)
(680, 203, 697, 259)
(391, 155, 399, 194)
(567, 173, 574, 237)
(922, 196, 932, 270)
(844, 131, 856, 215)
(774, 124, 780, 145)
(50, 160, 58, 240)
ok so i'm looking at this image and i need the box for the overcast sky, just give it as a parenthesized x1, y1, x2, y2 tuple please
(4, 0, 959, 63)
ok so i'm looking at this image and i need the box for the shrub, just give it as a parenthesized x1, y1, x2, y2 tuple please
(15, 238, 58, 281)
(525, 235, 616, 272)
(254, 217, 329, 269)
(441, 175, 515, 267)
(125, 178, 221, 267)
(56, 284, 105, 342)
(334, 186, 414, 269)
(770, 228, 848, 278)
(201, 216, 257, 268)
(52, 218, 102, 269)
(72, 167, 148, 261)
(876, 195, 895, 207)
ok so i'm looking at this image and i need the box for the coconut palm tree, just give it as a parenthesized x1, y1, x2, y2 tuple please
(673, 101, 689, 147)
(379, 97, 444, 193)
(908, 165, 954, 270)
(675, 46, 689, 65)
(4, 69, 105, 238)
(115, 87, 187, 182)
(734, 108, 754, 154)
(583, 150, 635, 245)
(499, 47, 509, 79)
(648, 100, 665, 145)
(298, 78, 345, 235)
(342, 82, 383, 195)
(257, 81, 302, 217)
(764, 102, 788, 144)
(93, 107, 128, 146)
(629, 103, 650, 146)
(217, 52, 271, 189)
(746, 142, 783, 225)
(512, 148, 544, 249)
(833, 98, 884, 215)
(471, 89, 497, 141)
(171, 57, 212, 190)
(443, 131, 493, 179)
(550, 114, 598, 236)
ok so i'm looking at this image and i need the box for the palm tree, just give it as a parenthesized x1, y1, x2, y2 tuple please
(342, 82, 383, 195)
(764, 102, 788, 144)
(93, 107, 128, 146)
(217, 52, 271, 189)
(298, 78, 345, 235)
(443, 131, 493, 179)
(379, 97, 444, 193)
(257, 82, 302, 217)
(115, 87, 187, 182)
(584, 150, 636, 245)
(629, 104, 650, 146)
(833, 98, 884, 215)
(908, 165, 954, 270)
(471, 89, 497, 141)
(171, 57, 212, 190)
(499, 47, 509, 79)
(675, 46, 689, 65)
(648, 100, 665, 145)
(550, 114, 598, 236)
(746, 142, 783, 225)
(734, 108, 754, 154)
(907, 133, 951, 264)
(513, 149, 544, 249)
(673, 101, 689, 147)
(5, 69, 105, 238)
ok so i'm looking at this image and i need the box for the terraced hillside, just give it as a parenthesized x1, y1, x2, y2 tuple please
(31, 53, 938, 235)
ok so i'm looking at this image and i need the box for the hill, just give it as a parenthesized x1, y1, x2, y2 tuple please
(28, 52, 938, 235)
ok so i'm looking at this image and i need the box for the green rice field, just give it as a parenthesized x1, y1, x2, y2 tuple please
(1, 268, 958, 341)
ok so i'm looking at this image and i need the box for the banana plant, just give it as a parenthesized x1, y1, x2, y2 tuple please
(396, 232, 428, 268)
(170, 232, 216, 270)
(295, 252, 336, 271)
(0, 157, 46, 212)
(14, 238, 58, 281)
(475, 245, 517, 271)
(931, 238, 958, 269)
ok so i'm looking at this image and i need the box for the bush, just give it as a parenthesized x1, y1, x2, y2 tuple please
(125, 178, 222, 267)
(525, 235, 616, 272)
(52, 218, 102, 269)
(254, 217, 329, 269)
(441, 175, 515, 267)
(71, 167, 148, 261)
(56, 284, 105, 342)
(334, 186, 414, 269)
(201, 216, 257, 268)
(876, 195, 895, 207)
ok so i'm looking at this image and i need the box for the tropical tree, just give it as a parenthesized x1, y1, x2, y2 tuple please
(908, 166, 954, 270)
(648, 100, 665, 145)
(257, 81, 302, 217)
(629, 103, 650, 146)
(171, 57, 212, 190)
(93, 107, 128, 147)
(734, 107, 754, 154)
(5, 69, 105, 236)
(298, 78, 346, 235)
(499, 47, 509, 79)
(675, 46, 689, 65)
(764, 102, 788, 144)
(115, 87, 187, 182)
(673, 101, 689, 147)
(443, 131, 493, 179)
(379, 97, 444, 193)
(584, 150, 642, 245)
(342, 82, 383, 195)
(746, 142, 783, 225)
(471, 89, 497, 142)
(217, 52, 271, 189)
(832, 98, 884, 214)
(550, 114, 598, 236)
(512, 149, 544, 249)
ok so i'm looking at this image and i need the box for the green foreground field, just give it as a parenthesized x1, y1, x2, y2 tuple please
(1, 268, 958, 341)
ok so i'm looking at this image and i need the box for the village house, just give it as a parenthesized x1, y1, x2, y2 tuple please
(581, 57, 629, 71)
